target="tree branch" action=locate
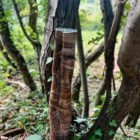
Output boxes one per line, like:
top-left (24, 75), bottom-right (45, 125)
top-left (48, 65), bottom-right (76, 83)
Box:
top-left (76, 13), bottom-right (89, 118)
top-left (1, 127), bottom-right (24, 137)
top-left (12, 0), bottom-right (37, 44)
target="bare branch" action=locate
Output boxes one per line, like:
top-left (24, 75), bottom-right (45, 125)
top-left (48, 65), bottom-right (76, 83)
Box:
top-left (76, 13), bottom-right (89, 117)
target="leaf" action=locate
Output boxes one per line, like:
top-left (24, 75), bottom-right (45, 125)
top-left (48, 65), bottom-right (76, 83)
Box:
top-left (25, 135), bottom-right (41, 140)
top-left (97, 31), bottom-right (102, 36)
top-left (93, 105), bottom-right (102, 112)
top-left (43, 107), bottom-right (48, 113)
top-left (95, 129), bottom-right (102, 137)
top-left (109, 130), bottom-right (115, 136)
top-left (18, 121), bottom-right (23, 127)
top-left (46, 57), bottom-right (53, 64)
top-left (47, 76), bottom-right (52, 82)
top-left (0, 80), bottom-right (5, 88)
top-left (74, 118), bottom-right (87, 124)
top-left (109, 120), bottom-right (117, 127)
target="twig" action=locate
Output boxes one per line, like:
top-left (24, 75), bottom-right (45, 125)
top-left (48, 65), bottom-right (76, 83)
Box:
top-left (112, 74), bottom-right (116, 91)
top-left (0, 122), bottom-right (41, 137)
top-left (0, 127), bottom-right (24, 137)
top-left (117, 132), bottom-right (139, 140)
top-left (120, 125), bottom-right (127, 136)
top-left (119, 125), bottom-right (139, 140)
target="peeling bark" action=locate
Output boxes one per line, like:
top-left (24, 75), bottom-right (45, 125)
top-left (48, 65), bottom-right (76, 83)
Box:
top-left (49, 28), bottom-right (77, 140)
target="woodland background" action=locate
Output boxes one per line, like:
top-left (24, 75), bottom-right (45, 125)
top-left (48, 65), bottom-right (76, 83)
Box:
top-left (0, 0), bottom-right (140, 140)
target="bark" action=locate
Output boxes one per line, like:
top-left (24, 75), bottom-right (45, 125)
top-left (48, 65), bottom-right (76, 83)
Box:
top-left (125, 101), bottom-right (140, 127)
top-left (28, 0), bottom-right (38, 33)
top-left (81, 0), bottom-right (140, 139)
top-left (94, 0), bottom-right (114, 106)
top-left (49, 28), bottom-right (77, 140)
top-left (0, 41), bottom-right (17, 69)
top-left (0, 0), bottom-right (36, 91)
top-left (76, 13), bottom-right (89, 118)
top-left (100, 0), bottom-right (114, 44)
top-left (72, 43), bottom-right (104, 102)
top-left (40, 0), bottom-right (80, 100)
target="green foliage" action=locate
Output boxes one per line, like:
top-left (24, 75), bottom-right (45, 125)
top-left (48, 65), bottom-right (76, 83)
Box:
top-left (74, 118), bottom-right (87, 124)
top-left (93, 105), bottom-right (102, 118)
top-left (79, 1), bottom-right (102, 30)
top-left (109, 130), bottom-right (115, 136)
top-left (0, 80), bottom-right (6, 88)
top-left (95, 128), bottom-right (102, 137)
top-left (88, 32), bottom-right (104, 45)
top-left (46, 57), bottom-right (53, 65)
top-left (109, 120), bottom-right (117, 127)
top-left (121, 2), bottom-right (131, 27)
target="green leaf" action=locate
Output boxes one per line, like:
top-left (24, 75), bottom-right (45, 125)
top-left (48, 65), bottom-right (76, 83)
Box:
top-left (109, 130), bottom-right (115, 136)
top-left (47, 76), bottom-right (52, 82)
top-left (0, 80), bottom-right (5, 88)
top-left (109, 120), bottom-right (117, 127)
top-left (46, 57), bottom-right (53, 64)
top-left (74, 118), bottom-right (87, 124)
top-left (95, 128), bottom-right (102, 137)
top-left (25, 134), bottom-right (41, 140)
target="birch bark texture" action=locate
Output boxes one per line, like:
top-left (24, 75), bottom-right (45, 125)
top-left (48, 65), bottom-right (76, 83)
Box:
top-left (49, 28), bottom-right (77, 140)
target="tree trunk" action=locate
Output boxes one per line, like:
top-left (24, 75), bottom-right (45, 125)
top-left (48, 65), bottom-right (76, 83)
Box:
top-left (49, 28), bottom-right (77, 140)
top-left (125, 101), bottom-right (140, 127)
top-left (0, 41), bottom-right (17, 69)
top-left (40, 0), bottom-right (80, 100)
top-left (28, 0), bottom-right (38, 33)
top-left (0, 0), bottom-right (36, 91)
top-left (76, 13), bottom-right (89, 118)
top-left (81, 0), bottom-right (140, 139)
top-left (94, 0), bottom-right (114, 107)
